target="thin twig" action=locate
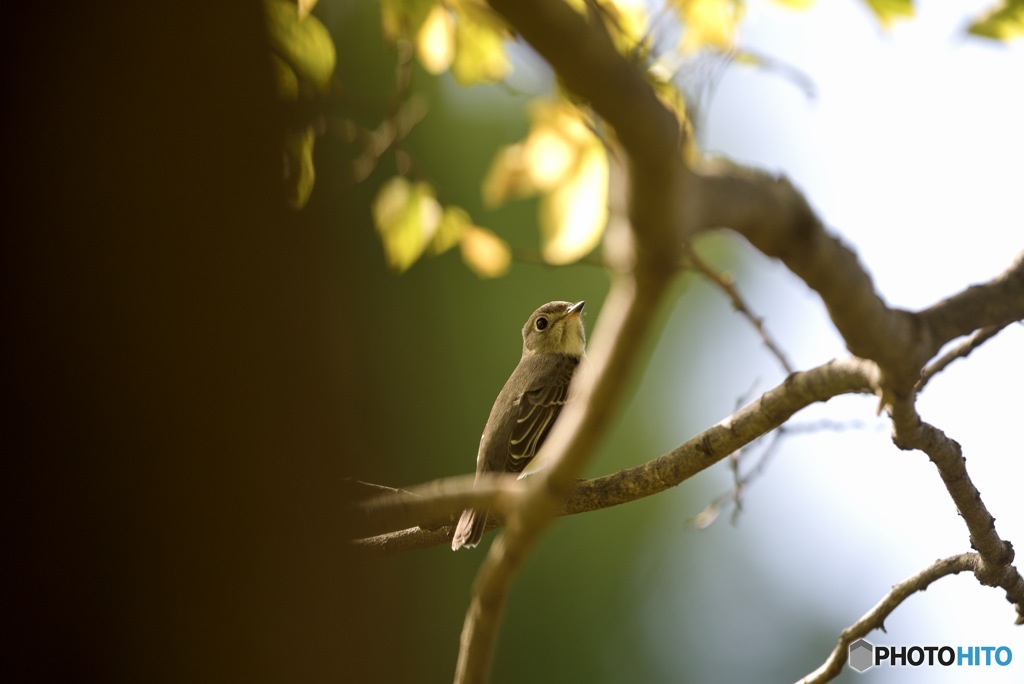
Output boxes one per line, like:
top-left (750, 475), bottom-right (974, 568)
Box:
top-left (915, 323), bottom-right (1006, 391)
top-left (797, 553), bottom-right (981, 684)
top-left (684, 245), bottom-right (795, 374)
top-left (693, 417), bottom-right (880, 529)
top-left (348, 95), bottom-right (428, 183)
top-left (350, 473), bottom-right (524, 538)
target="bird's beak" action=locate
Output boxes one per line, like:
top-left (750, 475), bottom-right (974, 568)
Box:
top-left (566, 300), bottom-right (585, 317)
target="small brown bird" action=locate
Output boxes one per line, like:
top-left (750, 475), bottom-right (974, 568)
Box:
top-left (451, 300), bottom-right (587, 550)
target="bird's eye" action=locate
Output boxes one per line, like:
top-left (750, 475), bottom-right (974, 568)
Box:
top-left (535, 317), bottom-right (548, 331)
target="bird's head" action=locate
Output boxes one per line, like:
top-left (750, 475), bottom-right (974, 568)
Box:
top-left (521, 300), bottom-right (586, 358)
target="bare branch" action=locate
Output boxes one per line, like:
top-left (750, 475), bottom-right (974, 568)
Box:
top-left (347, 95), bottom-right (428, 183)
top-left (352, 356), bottom-right (879, 553)
top-left (689, 161), bottom-right (922, 385)
top-left (694, 428), bottom-right (786, 529)
top-left (351, 526), bottom-right (454, 556)
top-left (888, 399), bottom-right (1024, 624)
top-left (798, 553), bottom-right (982, 684)
top-left (341, 478), bottom-right (411, 498)
top-left (916, 324), bottom-right (1008, 391)
top-left (350, 473), bottom-right (523, 538)
top-left (566, 356), bottom-right (879, 514)
top-left (691, 161), bottom-right (1024, 393)
top-left (918, 251), bottom-right (1024, 351)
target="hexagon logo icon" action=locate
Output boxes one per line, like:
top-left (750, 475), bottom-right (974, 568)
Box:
top-left (849, 639), bottom-right (874, 673)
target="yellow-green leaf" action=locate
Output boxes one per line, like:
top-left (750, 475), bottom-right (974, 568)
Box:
top-left (771, 0), bottom-right (815, 8)
top-left (540, 141), bottom-right (609, 265)
top-left (862, 0), bottom-right (914, 27)
top-left (968, 0), bottom-right (1024, 41)
top-left (670, 0), bottom-right (745, 52)
top-left (297, 0), bottom-right (318, 20)
top-left (283, 125), bottom-right (316, 210)
top-left (417, 4), bottom-right (455, 74)
top-left (371, 177), bottom-right (442, 272)
top-left (460, 226), bottom-right (512, 278)
top-left (482, 101), bottom-right (596, 207)
top-left (451, 3), bottom-right (510, 85)
top-left (270, 53), bottom-right (300, 101)
top-left (380, 0), bottom-right (437, 42)
top-left (482, 144), bottom-right (531, 207)
top-left (265, 0), bottom-right (336, 94)
top-left (432, 205), bottom-right (470, 255)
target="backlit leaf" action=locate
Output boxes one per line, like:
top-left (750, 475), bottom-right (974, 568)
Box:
top-left (670, 0), bottom-right (745, 52)
top-left (540, 140), bottom-right (609, 265)
top-left (432, 205), bottom-right (470, 255)
top-left (297, 0), bottom-right (318, 19)
top-left (524, 126), bottom-right (579, 190)
top-left (862, 0), bottom-right (915, 28)
top-left (371, 177), bottom-right (442, 272)
top-left (451, 3), bottom-right (510, 85)
top-left (270, 53), bottom-right (299, 101)
top-left (968, 0), bottom-right (1024, 41)
top-left (482, 101), bottom-right (609, 265)
top-left (482, 101), bottom-right (596, 206)
top-left (265, 0), bottom-right (336, 94)
top-left (482, 144), bottom-right (532, 208)
top-left (417, 5), bottom-right (455, 74)
top-left (283, 125), bottom-right (317, 210)
top-left (460, 226), bottom-right (512, 278)
top-left (380, 0), bottom-right (437, 41)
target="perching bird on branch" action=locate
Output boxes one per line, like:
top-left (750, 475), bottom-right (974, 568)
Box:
top-left (451, 300), bottom-right (587, 550)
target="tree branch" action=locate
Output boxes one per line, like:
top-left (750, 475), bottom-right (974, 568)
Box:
top-left (352, 356), bottom-right (879, 553)
top-left (565, 356), bottom-right (877, 513)
top-left (916, 324), bottom-right (1006, 391)
top-left (690, 160), bottom-right (924, 388)
top-left (918, 251), bottom-right (1024, 351)
top-left (350, 473), bottom-right (523, 538)
top-left (691, 161), bottom-right (1024, 395)
top-left (889, 398), bottom-right (1024, 624)
top-left (797, 553), bottom-right (982, 684)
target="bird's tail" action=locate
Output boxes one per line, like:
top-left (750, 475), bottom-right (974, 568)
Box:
top-left (451, 508), bottom-right (487, 550)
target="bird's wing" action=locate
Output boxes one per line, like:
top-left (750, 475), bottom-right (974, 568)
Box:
top-left (507, 358), bottom-right (577, 473)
